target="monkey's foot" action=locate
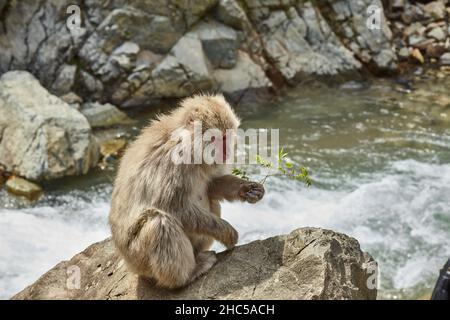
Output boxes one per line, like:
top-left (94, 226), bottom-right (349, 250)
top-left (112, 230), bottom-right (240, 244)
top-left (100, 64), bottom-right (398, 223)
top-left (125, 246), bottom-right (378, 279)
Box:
top-left (191, 251), bottom-right (217, 281)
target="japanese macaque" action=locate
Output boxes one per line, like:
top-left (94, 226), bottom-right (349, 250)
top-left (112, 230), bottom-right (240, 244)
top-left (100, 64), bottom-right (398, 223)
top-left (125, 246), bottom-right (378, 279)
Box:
top-left (109, 94), bottom-right (265, 289)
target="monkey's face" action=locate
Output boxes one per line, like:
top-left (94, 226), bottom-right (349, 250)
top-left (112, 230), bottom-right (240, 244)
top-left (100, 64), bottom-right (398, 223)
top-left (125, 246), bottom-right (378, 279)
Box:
top-left (180, 94), bottom-right (240, 165)
top-left (200, 98), bottom-right (239, 164)
top-left (209, 130), bottom-right (236, 163)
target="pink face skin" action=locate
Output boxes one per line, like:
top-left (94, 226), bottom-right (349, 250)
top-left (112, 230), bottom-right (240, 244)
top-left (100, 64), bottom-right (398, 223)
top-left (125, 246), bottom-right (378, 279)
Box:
top-left (212, 133), bottom-right (231, 163)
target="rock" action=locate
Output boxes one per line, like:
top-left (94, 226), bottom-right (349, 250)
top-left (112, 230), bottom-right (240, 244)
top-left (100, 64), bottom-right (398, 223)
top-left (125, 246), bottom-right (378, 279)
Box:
top-left (411, 48), bottom-right (425, 64)
top-left (0, 0), bottom-right (438, 105)
top-left (398, 47), bottom-right (411, 59)
top-left (440, 53), bottom-right (450, 65)
top-left (426, 21), bottom-right (447, 30)
top-left (373, 49), bottom-right (398, 70)
top-left (391, 0), bottom-right (405, 9)
top-left (60, 92), bottom-right (83, 106)
top-left (425, 44), bottom-right (446, 58)
top-left (409, 33), bottom-right (427, 46)
top-left (0, 164), bottom-right (6, 188)
top-left (435, 94), bottom-right (450, 108)
top-left (5, 176), bottom-right (42, 201)
top-left (92, 7), bottom-right (183, 55)
top-left (249, 2), bottom-right (361, 82)
top-left (214, 0), bottom-right (249, 30)
top-left (0, 1), bottom-right (81, 88)
top-left (412, 39), bottom-right (436, 51)
top-left (427, 27), bottom-right (446, 41)
top-left (423, 1), bottom-right (447, 21)
top-left (12, 228), bottom-right (378, 300)
top-left (81, 102), bottom-right (132, 129)
top-left (194, 21), bottom-right (239, 69)
top-left (213, 51), bottom-right (272, 93)
top-left (100, 138), bottom-right (127, 160)
top-left (134, 34), bottom-right (216, 100)
top-left (51, 64), bottom-right (77, 96)
top-left (109, 42), bottom-right (140, 71)
top-left (0, 71), bottom-right (99, 181)
top-left (79, 71), bottom-right (104, 99)
top-left (170, 34), bottom-right (213, 80)
top-left (404, 23), bottom-right (426, 37)
top-left (321, 0), bottom-right (397, 72)
top-left (401, 4), bottom-right (425, 24)
top-left (112, 42), bottom-right (140, 57)
top-left (435, 71), bottom-right (445, 79)
top-left (76, 0), bottom-right (217, 86)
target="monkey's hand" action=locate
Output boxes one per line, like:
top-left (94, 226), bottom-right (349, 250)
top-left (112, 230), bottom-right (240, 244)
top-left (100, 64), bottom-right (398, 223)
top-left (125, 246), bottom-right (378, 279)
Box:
top-left (218, 220), bottom-right (238, 249)
top-left (238, 182), bottom-right (265, 204)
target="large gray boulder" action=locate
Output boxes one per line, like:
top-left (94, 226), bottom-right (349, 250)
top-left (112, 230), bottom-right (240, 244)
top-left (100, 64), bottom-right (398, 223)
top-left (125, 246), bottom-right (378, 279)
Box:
top-left (242, 0), bottom-right (362, 82)
top-left (214, 0), bottom-right (251, 31)
top-left (213, 51), bottom-right (272, 93)
top-left (0, 71), bottom-right (99, 181)
top-left (0, 1), bottom-right (83, 90)
top-left (119, 33), bottom-right (217, 106)
top-left (194, 20), bottom-right (239, 69)
top-left (321, 0), bottom-right (397, 72)
top-left (81, 102), bottom-right (132, 129)
top-left (0, 0), bottom-right (399, 105)
top-left (12, 228), bottom-right (378, 300)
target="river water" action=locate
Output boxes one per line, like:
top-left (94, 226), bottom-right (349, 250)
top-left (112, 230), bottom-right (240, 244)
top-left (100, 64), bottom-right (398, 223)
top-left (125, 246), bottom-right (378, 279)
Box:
top-left (1, 77), bottom-right (449, 299)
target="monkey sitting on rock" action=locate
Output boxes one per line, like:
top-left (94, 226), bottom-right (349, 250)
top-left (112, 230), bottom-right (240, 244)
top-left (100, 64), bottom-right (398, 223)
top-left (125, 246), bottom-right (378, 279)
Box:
top-left (109, 94), bottom-right (265, 289)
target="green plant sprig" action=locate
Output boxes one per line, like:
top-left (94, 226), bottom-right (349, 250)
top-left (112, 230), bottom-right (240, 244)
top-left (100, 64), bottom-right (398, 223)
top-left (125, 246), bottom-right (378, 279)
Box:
top-left (232, 148), bottom-right (312, 187)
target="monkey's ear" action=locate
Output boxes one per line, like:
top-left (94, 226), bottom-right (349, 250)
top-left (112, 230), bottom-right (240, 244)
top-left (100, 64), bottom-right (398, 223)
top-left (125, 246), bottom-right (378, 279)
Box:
top-left (185, 108), bottom-right (200, 127)
top-left (186, 113), bottom-right (195, 127)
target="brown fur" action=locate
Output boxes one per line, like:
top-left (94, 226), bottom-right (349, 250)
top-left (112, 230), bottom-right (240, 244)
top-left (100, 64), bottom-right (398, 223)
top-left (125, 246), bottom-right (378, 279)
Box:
top-left (109, 94), bottom-right (264, 289)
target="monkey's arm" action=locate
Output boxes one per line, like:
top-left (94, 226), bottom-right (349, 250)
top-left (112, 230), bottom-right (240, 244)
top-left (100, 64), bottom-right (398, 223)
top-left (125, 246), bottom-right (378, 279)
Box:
top-left (208, 175), bottom-right (265, 203)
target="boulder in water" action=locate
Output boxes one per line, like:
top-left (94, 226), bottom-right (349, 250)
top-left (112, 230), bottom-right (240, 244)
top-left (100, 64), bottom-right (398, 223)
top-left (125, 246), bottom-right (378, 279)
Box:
top-left (0, 71), bottom-right (99, 181)
top-left (5, 176), bottom-right (43, 201)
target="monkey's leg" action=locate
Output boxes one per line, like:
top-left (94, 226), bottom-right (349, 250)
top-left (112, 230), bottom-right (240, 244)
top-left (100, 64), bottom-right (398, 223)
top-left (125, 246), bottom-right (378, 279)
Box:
top-left (127, 208), bottom-right (217, 289)
top-left (188, 199), bottom-right (221, 255)
top-left (191, 251), bottom-right (217, 280)
top-left (189, 234), bottom-right (215, 255)
top-left (126, 208), bottom-right (197, 289)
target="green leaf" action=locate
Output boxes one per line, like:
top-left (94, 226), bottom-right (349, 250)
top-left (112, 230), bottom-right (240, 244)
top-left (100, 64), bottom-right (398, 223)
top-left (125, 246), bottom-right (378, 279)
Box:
top-left (256, 154), bottom-right (263, 164)
top-left (234, 148), bottom-right (312, 187)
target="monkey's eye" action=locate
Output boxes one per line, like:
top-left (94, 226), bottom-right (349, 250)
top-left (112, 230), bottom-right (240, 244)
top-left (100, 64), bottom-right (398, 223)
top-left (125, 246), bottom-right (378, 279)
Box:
top-left (211, 136), bottom-right (216, 142)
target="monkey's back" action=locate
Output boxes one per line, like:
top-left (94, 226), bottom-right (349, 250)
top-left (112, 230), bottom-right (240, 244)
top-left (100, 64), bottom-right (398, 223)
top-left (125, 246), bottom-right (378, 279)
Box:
top-left (108, 120), bottom-right (214, 248)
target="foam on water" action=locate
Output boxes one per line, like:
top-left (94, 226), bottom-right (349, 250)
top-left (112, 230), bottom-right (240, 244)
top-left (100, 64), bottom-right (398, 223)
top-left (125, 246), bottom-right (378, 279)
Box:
top-left (223, 159), bottom-right (450, 298)
top-left (0, 190), bottom-right (111, 299)
top-left (1, 159), bottom-right (448, 299)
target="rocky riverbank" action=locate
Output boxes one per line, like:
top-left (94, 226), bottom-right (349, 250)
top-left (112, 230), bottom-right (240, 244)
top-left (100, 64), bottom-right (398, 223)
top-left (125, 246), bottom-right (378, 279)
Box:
top-left (0, 0), bottom-right (383, 106)
top-left (0, 0), bottom-right (449, 189)
top-left (12, 227), bottom-right (378, 300)
top-left (1, 0), bottom-right (447, 107)
top-left (386, 0), bottom-right (450, 70)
